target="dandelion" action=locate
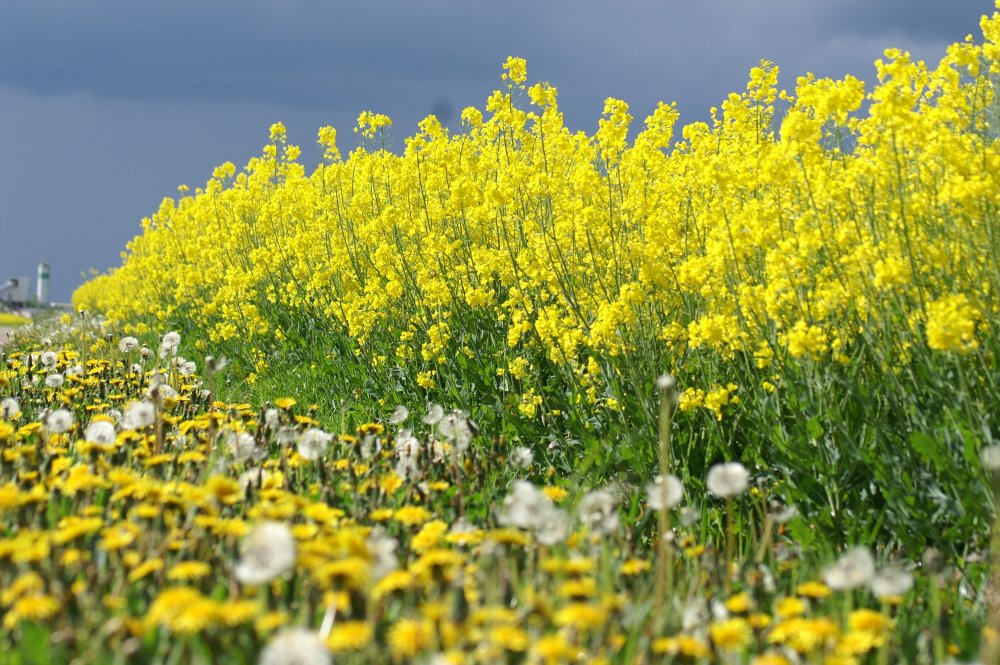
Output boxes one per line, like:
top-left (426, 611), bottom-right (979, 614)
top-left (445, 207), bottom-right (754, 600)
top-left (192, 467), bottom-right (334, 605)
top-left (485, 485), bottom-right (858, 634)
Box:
top-left (423, 402), bottom-right (444, 425)
top-left (578, 488), bottom-right (619, 537)
top-left (122, 401), bottom-right (156, 430)
top-left (1, 397), bottom-right (20, 419)
top-left (297, 428), bottom-right (332, 461)
top-left (534, 507), bottom-right (571, 546)
top-left (822, 546), bottom-right (875, 591)
top-left (235, 521), bottom-right (296, 585)
top-left (41, 351), bottom-right (59, 368)
top-left (259, 628), bottom-right (332, 665)
top-left (45, 373), bottom-right (65, 389)
top-left (981, 445), bottom-right (1000, 472)
top-left (706, 462), bottom-right (750, 498)
top-left (176, 358), bottom-right (197, 376)
top-left (367, 531), bottom-right (399, 581)
top-left (387, 618), bottom-right (434, 661)
top-left (438, 409), bottom-right (477, 452)
top-left (710, 617), bottom-right (753, 650)
top-left (118, 336), bottom-right (139, 353)
top-left (84, 420), bottom-right (117, 446)
top-left (497, 481), bottom-right (553, 529)
top-left (226, 431), bottom-right (258, 462)
top-left (388, 405), bottom-right (409, 424)
top-left (510, 446), bottom-right (534, 469)
top-left (646, 474), bottom-right (684, 511)
top-left (870, 566), bottom-right (914, 598)
top-left (159, 331), bottom-right (181, 359)
top-left (45, 408), bottom-right (75, 434)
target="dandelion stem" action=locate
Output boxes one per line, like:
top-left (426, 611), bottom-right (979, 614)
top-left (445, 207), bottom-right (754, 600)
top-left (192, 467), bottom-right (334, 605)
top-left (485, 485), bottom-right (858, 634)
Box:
top-left (653, 374), bottom-right (676, 627)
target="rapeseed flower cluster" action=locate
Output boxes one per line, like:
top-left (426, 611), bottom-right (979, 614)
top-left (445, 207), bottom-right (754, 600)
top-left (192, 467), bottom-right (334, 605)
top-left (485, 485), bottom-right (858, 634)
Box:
top-left (75, 8), bottom-right (1000, 411)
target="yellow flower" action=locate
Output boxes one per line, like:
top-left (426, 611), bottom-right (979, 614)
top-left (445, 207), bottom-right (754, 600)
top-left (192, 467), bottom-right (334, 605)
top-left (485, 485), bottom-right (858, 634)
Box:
top-left (387, 618), bottom-right (434, 660)
top-left (795, 580), bottom-right (831, 598)
top-left (326, 620), bottom-right (373, 652)
top-left (553, 602), bottom-right (607, 632)
top-left (393, 505), bottom-right (433, 526)
top-left (166, 560), bottom-right (212, 581)
top-left (774, 596), bottom-right (807, 618)
top-left (489, 624), bottom-right (530, 652)
top-left (710, 617), bottom-right (753, 650)
top-left (4, 595), bottom-right (61, 629)
top-left (926, 293), bottom-right (980, 352)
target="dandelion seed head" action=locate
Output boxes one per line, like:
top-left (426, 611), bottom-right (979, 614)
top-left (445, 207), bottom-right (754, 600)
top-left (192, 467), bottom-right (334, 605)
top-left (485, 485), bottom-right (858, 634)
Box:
top-left (706, 462), bottom-right (750, 499)
top-left (578, 488), bottom-right (620, 537)
top-left (84, 420), bottom-right (117, 445)
top-left (118, 336), bottom-right (139, 353)
top-left (158, 331), bottom-right (181, 359)
top-left (870, 566), bottom-right (914, 598)
top-left (122, 401), bottom-right (156, 430)
top-left (258, 627), bottom-right (331, 665)
top-left (646, 474), bottom-right (684, 511)
top-left (388, 405), bottom-right (409, 424)
top-left (510, 446), bottom-right (534, 470)
top-left (297, 428), bottom-right (332, 461)
top-left (981, 445), bottom-right (1000, 472)
top-left (45, 373), bottom-right (65, 389)
top-left (423, 403), bottom-right (444, 425)
top-left (822, 546), bottom-right (875, 591)
top-left (45, 408), bottom-right (75, 433)
top-left (1, 398), bottom-right (20, 420)
top-left (235, 521), bottom-right (296, 585)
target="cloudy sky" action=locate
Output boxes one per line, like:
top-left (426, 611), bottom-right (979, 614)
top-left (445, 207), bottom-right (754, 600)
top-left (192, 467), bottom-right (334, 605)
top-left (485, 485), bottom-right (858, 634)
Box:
top-left (0, 0), bottom-right (992, 302)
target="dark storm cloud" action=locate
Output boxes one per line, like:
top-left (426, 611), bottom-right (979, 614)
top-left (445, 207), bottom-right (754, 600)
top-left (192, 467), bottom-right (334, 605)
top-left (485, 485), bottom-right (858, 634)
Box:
top-left (2, 1), bottom-right (989, 113)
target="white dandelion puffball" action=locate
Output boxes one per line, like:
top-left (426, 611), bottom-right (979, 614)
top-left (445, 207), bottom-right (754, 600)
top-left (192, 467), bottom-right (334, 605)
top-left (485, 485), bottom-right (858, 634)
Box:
top-left (297, 428), bottom-right (332, 461)
top-left (822, 546), bottom-right (876, 591)
top-left (497, 481), bottom-right (553, 530)
top-left (235, 521), bottom-right (296, 585)
top-left (45, 409), bottom-right (75, 434)
top-left (84, 420), bottom-right (117, 446)
top-left (646, 474), bottom-right (684, 511)
top-left (122, 401), bottom-right (156, 430)
top-left (227, 431), bottom-right (258, 462)
top-left (578, 488), bottom-right (620, 537)
top-left (510, 446), bottom-right (534, 470)
top-left (41, 351), bottom-right (59, 368)
top-left (706, 462), bottom-right (750, 499)
top-left (388, 405), bottom-right (409, 424)
top-left (870, 566), bottom-right (914, 598)
top-left (158, 331), bottom-right (181, 359)
top-left (258, 628), bottom-right (331, 665)
top-left (981, 445), bottom-right (1000, 472)
top-left (45, 373), bottom-right (65, 389)
top-left (1, 398), bottom-right (20, 420)
top-left (423, 402), bottom-right (445, 425)
top-left (118, 336), bottom-right (139, 353)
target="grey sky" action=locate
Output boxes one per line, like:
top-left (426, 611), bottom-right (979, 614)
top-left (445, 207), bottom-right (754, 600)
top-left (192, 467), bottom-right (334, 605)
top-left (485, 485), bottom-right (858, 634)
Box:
top-left (0, 0), bottom-right (992, 301)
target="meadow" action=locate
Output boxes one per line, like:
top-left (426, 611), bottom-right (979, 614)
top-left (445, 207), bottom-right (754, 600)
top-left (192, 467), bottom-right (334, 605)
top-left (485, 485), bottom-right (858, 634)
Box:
top-left (3, 5), bottom-right (1000, 663)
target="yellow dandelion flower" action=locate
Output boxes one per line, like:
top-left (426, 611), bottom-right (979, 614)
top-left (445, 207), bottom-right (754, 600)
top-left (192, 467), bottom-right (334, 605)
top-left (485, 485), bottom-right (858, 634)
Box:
top-left (387, 618), bottom-right (434, 660)
top-left (710, 617), bottom-right (753, 650)
top-left (393, 505), bottom-right (433, 526)
top-left (326, 620), bottom-right (373, 652)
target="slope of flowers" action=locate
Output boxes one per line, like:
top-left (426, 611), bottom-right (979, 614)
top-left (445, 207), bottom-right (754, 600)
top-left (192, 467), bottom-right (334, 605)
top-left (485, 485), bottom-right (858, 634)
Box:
top-left (0, 331), bottom-right (986, 662)
top-left (71, 11), bottom-right (1000, 552)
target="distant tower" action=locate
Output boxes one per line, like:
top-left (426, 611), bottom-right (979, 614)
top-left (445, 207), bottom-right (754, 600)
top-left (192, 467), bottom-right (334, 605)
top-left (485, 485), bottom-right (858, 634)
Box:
top-left (36, 262), bottom-right (50, 306)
